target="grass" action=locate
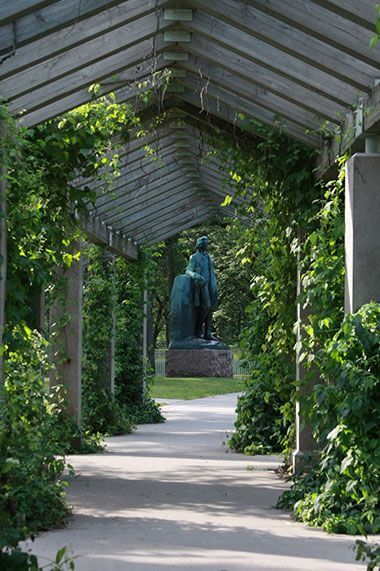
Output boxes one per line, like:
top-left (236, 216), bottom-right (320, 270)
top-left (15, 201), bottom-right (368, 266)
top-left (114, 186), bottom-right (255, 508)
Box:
top-left (149, 375), bottom-right (246, 400)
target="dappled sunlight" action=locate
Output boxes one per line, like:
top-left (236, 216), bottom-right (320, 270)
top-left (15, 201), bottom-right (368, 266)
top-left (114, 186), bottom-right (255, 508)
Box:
top-left (27, 514), bottom-right (362, 571)
top-left (28, 394), bottom-right (362, 570)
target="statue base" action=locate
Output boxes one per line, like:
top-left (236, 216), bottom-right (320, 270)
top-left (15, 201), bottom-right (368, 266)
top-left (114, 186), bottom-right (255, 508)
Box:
top-left (165, 348), bottom-right (233, 378)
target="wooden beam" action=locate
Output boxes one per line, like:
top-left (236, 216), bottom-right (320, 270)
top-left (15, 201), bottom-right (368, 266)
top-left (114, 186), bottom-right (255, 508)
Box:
top-left (7, 40), bottom-right (163, 121)
top-left (80, 131), bottom-right (198, 202)
top-left (181, 65), bottom-right (331, 132)
top-left (318, 83), bottom-right (380, 176)
top-left (0, 0), bottom-right (53, 25)
top-left (122, 191), bottom-right (211, 235)
top-left (185, 36), bottom-right (348, 120)
top-left (94, 169), bottom-right (196, 220)
top-left (4, 19), bottom-right (169, 102)
top-left (307, 0), bottom-right (377, 29)
top-left (89, 148), bottom-right (179, 203)
top-left (133, 203), bottom-right (212, 243)
top-left (106, 168), bottom-right (207, 227)
top-left (82, 215), bottom-right (138, 260)
top-left (1, 1), bottom-right (169, 77)
top-left (144, 211), bottom-right (213, 245)
top-left (185, 13), bottom-right (364, 107)
top-left (0, 1), bottom-right (131, 55)
top-left (245, 0), bottom-right (379, 68)
top-left (188, 0), bottom-right (378, 91)
top-left (15, 57), bottom-right (165, 126)
top-left (180, 84), bottom-right (320, 147)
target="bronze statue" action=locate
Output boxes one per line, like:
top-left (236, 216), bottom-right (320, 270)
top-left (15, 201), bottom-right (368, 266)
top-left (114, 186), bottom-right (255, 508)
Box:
top-left (186, 236), bottom-right (218, 340)
top-left (167, 235), bottom-right (232, 376)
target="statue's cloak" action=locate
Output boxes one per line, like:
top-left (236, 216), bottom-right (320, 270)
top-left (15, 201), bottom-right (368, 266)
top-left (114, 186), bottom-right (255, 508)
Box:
top-left (186, 251), bottom-right (218, 309)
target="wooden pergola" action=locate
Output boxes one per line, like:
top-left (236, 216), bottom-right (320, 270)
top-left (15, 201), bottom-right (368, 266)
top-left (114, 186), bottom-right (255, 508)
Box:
top-left (1, 0), bottom-right (380, 251)
top-left (1, 1), bottom-right (380, 464)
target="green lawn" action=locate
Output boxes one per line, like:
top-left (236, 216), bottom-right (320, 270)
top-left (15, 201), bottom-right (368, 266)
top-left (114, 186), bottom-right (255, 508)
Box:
top-left (149, 375), bottom-right (246, 400)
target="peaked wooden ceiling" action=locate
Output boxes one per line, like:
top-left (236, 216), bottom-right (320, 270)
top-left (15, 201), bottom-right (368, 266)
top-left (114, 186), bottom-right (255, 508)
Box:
top-left (1, 0), bottom-right (379, 253)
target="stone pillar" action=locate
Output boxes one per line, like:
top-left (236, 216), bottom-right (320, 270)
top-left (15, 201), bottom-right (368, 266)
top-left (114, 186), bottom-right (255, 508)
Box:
top-left (345, 153), bottom-right (380, 313)
top-left (0, 163), bottom-right (7, 395)
top-left (293, 253), bottom-right (317, 470)
top-left (51, 254), bottom-right (83, 421)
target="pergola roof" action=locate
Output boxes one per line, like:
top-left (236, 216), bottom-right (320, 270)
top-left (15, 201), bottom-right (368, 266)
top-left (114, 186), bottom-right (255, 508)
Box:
top-left (1, 0), bottom-right (380, 257)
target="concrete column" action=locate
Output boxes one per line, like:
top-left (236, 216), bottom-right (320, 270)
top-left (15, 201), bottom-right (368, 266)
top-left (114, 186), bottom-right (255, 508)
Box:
top-left (345, 153), bottom-right (380, 313)
top-left (51, 254), bottom-right (83, 421)
top-left (0, 163), bottom-right (7, 395)
top-left (293, 264), bottom-right (317, 470)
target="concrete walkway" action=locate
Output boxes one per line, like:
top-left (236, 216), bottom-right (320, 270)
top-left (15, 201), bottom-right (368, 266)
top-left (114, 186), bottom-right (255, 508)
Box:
top-left (27, 394), bottom-right (364, 570)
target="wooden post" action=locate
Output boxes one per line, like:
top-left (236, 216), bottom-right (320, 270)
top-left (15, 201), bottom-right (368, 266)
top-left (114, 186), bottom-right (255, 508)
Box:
top-left (142, 284), bottom-right (148, 395)
top-left (0, 161), bottom-right (7, 396)
top-left (293, 241), bottom-right (317, 470)
top-left (106, 252), bottom-right (116, 396)
top-left (50, 251), bottom-right (83, 421)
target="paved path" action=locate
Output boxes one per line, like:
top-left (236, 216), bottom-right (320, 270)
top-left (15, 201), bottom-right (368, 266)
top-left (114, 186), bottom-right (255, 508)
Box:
top-left (27, 394), bottom-right (364, 570)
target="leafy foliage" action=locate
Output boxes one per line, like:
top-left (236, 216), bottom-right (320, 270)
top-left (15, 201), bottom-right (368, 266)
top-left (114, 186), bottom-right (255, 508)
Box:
top-left (279, 303), bottom-right (380, 534)
top-left (82, 246), bottom-right (134, 435)
top-left (1, 328), bottom-right (68, 533)
top-left (355, 540), bottom-right (380, 571)
top-left (208, 121), bottom-right (317, 458)
top-left (5, 96), bottom-right (138, 330)
top-left (1, 96), bottom-right (140, 562)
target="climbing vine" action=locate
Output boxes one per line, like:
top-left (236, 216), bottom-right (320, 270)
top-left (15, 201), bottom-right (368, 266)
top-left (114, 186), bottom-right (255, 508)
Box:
top-left (82, 245), bottom-right (134, 435)
top-left (209, 120), bottom-right (379, 535)
top-left (0, 94), bottom-right (140, 562)
top-left (208, 119), bottom-right (317, 457)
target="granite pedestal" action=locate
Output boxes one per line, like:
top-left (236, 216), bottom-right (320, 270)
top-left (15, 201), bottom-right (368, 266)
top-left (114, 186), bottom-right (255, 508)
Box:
top-left (166, 348), bottom-right (233, 378)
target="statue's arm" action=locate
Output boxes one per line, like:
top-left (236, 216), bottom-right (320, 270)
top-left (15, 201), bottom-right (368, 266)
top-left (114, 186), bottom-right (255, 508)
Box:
top-left (186, 256), bottom-right (205, 287)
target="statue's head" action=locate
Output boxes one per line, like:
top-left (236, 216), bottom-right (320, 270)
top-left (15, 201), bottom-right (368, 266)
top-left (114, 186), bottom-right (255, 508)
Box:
top-left (196, 235), bottom-right (209, 251)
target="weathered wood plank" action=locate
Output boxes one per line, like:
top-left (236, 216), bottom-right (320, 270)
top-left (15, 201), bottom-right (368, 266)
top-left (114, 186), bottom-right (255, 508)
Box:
top-left (6, 37), bottom-right (158, 107)
top-left (3, 16), bottom-right (168, 100)
top-left (246, 0), bottom-right (379, 67)
top-left (88, 132), bottom-right (193, 196)
top-left (16, 57), bottom-right (164, 126)
top-left (318, 83), bottom-right (380, 176)
top-left (311, 0), bottom-right (377, 28)
top-left (185, 12), bottom-right (364, 106)
top-left (115, 188), bottom-right (207, 233)
top-left (180, 81), bottom-right (320, 147)
top-left (105, 168), bottom-right (206, 225)
top-left (186, 36), bottom-right (348, 120)
top-left (82, 215), bottom-right (138, 260)
top-left (133, 203), bottom-right (211, 243)
top-left (143, 210), bottom-right (213, 245)
top-left (0, 0), bottom-right (168, 78)
top-left (189, 0), bottom-right (378, 91)
top-left (0, 0), bottom-right (53, 26)
top-left (94, 168), bottom-right (195, 218)
top-left (182, 64), bottom-right (331, 131)
top-left (145, 212), bottom-right (213, 246)
top-left (0, 0), bottom-right (128, 54)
